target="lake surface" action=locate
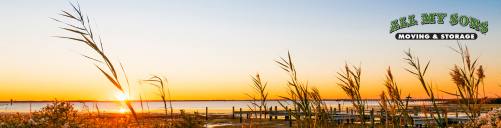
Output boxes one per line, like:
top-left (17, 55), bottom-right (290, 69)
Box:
top-left (0, 100), bottom-right (429, 114)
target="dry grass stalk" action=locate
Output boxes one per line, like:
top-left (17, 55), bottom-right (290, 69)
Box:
top-left (336, 62), bottom-right (366, 124)
top-left (420, 104), bottom-right (431, 126)
top-left (139, 75), bottom-right (173, 121)
top-left (53, 3), bottom-right (138, 122)
top-left (138, 80), bottom-right (151, 115)
top-left (275, 51), bottom-right (332, 127)
top-left (444, 42), bottom-right (486, 121)
top-left (403, 49), bottom-right (445, 127)
top-left (378, 67), bottom-right (412, 126)
top-left (244, 72), bottom-right (269, 122)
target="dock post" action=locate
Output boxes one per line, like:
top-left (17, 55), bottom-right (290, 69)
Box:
top-left (275, 106), bottom-right (278, 119)
top-left (10, 99), bottom-right (12, 105)
top-left (264, 106), bottom-right (267, 119)
top-left (414, 107), bottom-right (418, 116)
top-left (370, 108), bottom-right (374, 128)
top-left (285, 106), bottom-right (289, 121)
top-left (259, 106), bottom-right (262, 119)
top-left (232, 106), bottom-right (235, 119)
top-left (206, 107), bottom-right (208, 120)
top-left (363, 107), bottom-right (365, 117)
top-left (30, 102), bottom-right (32, 118)
top-left (285, 106), bottom-right (288, 121)
top-left (334, 108), bottom-right (336, 115)
top-left (269, 106), bottom-right (272, 121)
top-left (289, 109), bottom-right (292, 127)
top-left (338, 104), bottom-right (341, 112)
top-left (456, 109), bottom-right (458, 117)
top-left (240, 108), bottom-right (242, 123)
top-left (351, 108), bottom-right (354, 123)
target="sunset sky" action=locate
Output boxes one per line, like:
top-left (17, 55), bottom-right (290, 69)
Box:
top-left (1, 1), bottom-right (501, 101)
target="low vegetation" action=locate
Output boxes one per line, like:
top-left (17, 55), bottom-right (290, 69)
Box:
top-left (2, 2), bottom-right (498, 128)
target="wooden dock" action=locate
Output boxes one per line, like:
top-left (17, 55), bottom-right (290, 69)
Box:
top-left (224, 104), bottom-right (494, 127)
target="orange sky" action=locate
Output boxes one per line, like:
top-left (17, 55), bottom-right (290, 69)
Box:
top-left (1, 1), bottom-right (501, 101)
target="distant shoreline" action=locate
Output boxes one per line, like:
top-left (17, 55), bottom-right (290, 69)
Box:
top-left (0, 99), bottom-right (441, 102)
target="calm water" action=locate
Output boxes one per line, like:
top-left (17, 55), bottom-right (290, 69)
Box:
top-left (0, 100), bottom-right (426, 114)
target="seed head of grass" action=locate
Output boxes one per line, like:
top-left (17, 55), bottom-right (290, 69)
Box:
top-left (477, 65), bottom-right (485, 80)
top-left (450, 65), bottom-right (465, 89)
top-left (53, 2), bottom-right (138, 122)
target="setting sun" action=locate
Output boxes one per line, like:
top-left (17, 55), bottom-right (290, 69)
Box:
top-left (116, 95), bottom-right (126, 101)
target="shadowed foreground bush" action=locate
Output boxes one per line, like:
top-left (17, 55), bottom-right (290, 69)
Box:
top-left (0, 100), bottom-right (203, 128)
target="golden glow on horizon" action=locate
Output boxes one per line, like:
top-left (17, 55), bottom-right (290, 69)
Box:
top-left (116, 95), bottom-right (126, 101)
top-left (120, 109), bottom-right (126, 113)
top-left (1, 1), bottom-right (500, 101)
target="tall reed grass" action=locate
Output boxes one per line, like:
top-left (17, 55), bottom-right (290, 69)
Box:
top-left (378, 67), bottom-right (412, 126)
top-left (403, 49), bottom-right (444, 127)
top-left (336, 63), bottom-right (366, 124)
top-left (443, 42), bottom-right (486, 121)
top-left (53, 2), bottom-right (138, 122)
top-left (244, 72), bottom-right (269, 121)
top-left (275, 51), bottom-right (333, 127)
top-left (139, 75), bottom-right (173, 120)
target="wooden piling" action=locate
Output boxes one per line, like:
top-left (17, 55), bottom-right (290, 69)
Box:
top-left (264, 106), bottom-right (267, 119)
top-left (456, 109), bottom-right (458, 117)
top-left (259, 106), bottom-right (262, 119)
top-left (269, 106), bottom-right (272, 121)
top-left (206, 107), bottom-right (208, 120)
top-left (232, 106), bottom-right (235, 119)
top-left (10, 99), bottom-right (12, 105)
top-left (285, 106), bottom-right (289, 121)
top-left (30, 102), bottom-right (32, 118)
top-left (349, 108), bottom-right (352, 124)
top-left (414, 107), bottom-right (418, 116)
top-left (240, 108), bottom-right (242, 123)
top-left (289, 109), bottom-right (292, 127)
top-left (275, 106), bottom-right (277, 119)
top-left (370, 108), bottom-right (374, 128)
top-left (363, 107), bottom-right (365, 116)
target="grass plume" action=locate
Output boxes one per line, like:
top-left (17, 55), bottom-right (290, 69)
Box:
top-left (403, 49), bottom-right (444, 127)
top-left (378, 66), bottom-right (412, 126)
top-left (275, 51), bottom-right (332, 127)
top-left (53, 2), bottom-right (138, 122)
top-left (139, 75), bottom-right (173, 121)
top-left (443, 42), bottom-right (487, 121)
top-left (336, 62), bottom-right (366, 124)
top-left (244, 72), bottom-right (269, 121)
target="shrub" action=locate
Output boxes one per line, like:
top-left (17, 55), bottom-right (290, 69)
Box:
top-left (31, 99), bottom-right (81, 127)
top-left (467, 108), bottom-right (501, 127)
top-left (172, 110), bottom-right (203, 128)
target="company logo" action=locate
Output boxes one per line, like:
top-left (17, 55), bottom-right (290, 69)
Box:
top-left (390, 13), bottom-right (488, 40)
